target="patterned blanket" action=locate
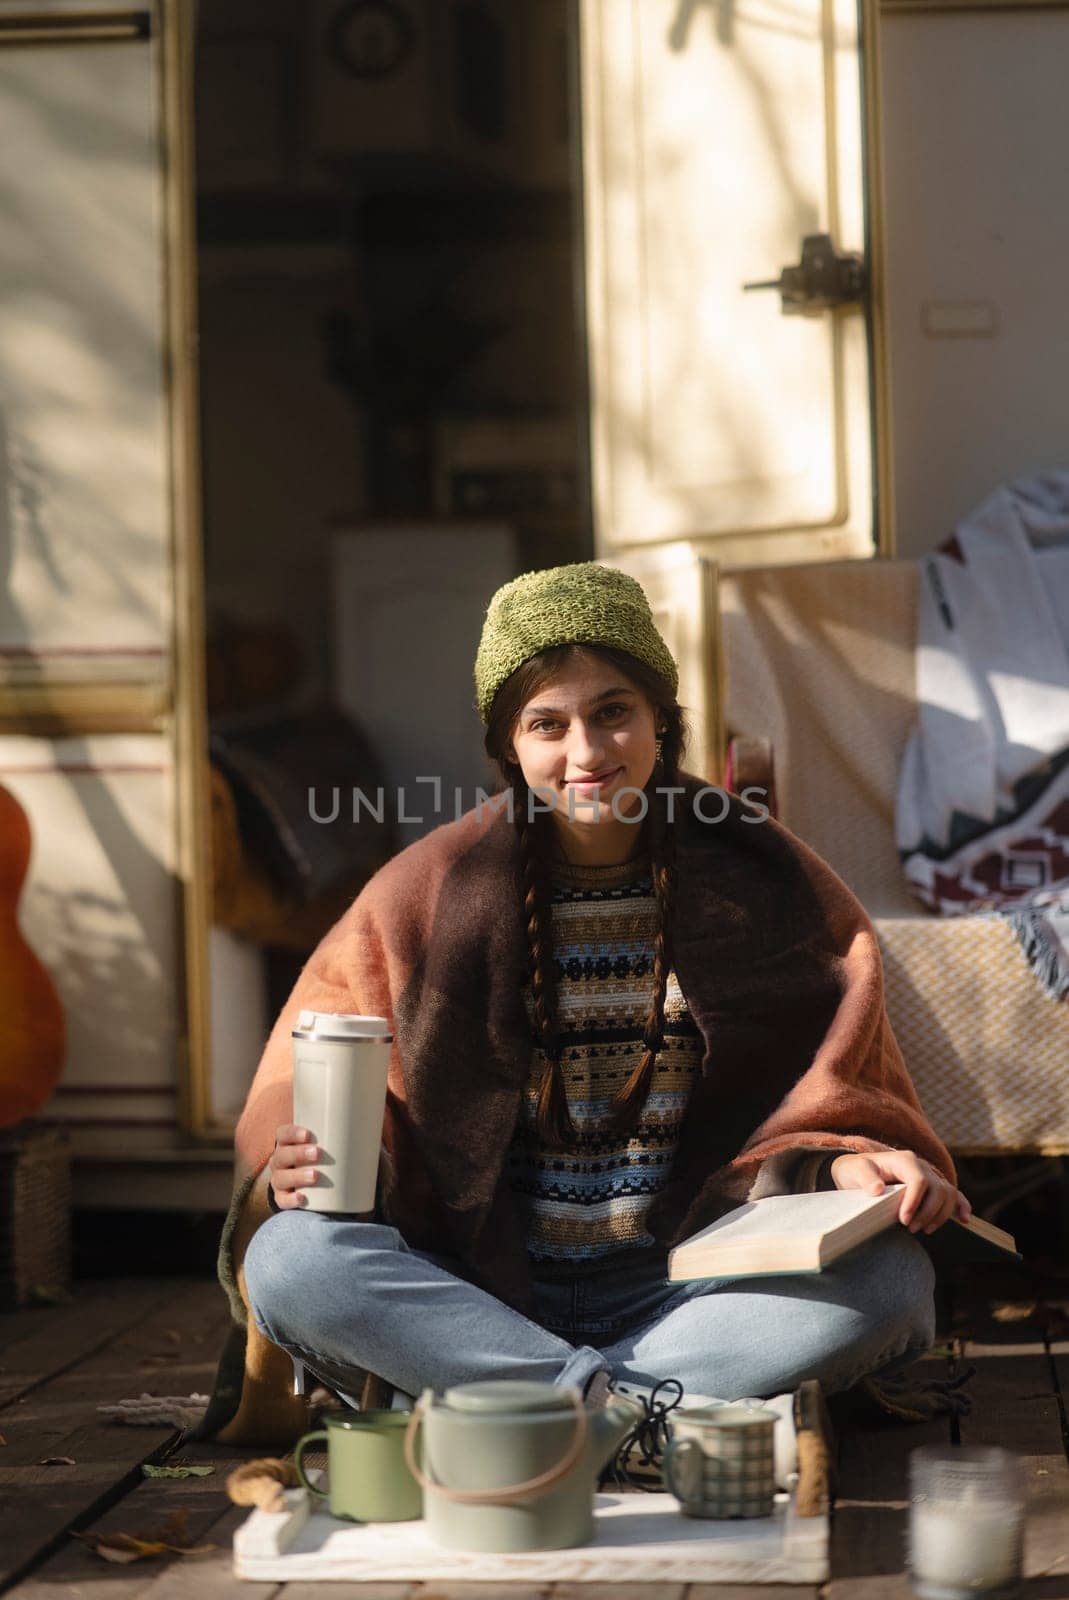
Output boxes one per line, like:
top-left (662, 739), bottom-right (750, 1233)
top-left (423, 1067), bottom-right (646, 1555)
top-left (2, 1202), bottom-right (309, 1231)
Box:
top-left (895, 471), bottom-right (1069, 999)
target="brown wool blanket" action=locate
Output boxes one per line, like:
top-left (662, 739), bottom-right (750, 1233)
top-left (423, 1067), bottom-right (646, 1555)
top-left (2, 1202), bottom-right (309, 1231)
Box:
top-left (200, 772), bottom-right (955, 1445)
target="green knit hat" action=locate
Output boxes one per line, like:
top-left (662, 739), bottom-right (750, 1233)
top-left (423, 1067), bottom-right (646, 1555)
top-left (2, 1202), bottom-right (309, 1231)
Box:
top-left (474, 561), bottom-right (679, 724)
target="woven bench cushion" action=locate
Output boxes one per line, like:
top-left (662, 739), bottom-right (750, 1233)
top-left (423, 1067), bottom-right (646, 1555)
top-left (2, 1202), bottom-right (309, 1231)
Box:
top-left (878, 914), bottom-right (1069, 1152)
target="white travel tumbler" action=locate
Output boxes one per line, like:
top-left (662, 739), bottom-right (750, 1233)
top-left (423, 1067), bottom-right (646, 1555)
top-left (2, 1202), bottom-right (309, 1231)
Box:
top-left (291, 1010), bottom-right (392, 1213)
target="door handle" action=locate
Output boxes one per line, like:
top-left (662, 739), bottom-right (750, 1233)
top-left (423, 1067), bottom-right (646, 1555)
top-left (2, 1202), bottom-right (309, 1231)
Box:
top-left (744, 233), bottom-right (866, 316)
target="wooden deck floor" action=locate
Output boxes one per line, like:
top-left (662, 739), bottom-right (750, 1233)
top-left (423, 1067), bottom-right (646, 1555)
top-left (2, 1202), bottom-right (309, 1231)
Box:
top-left (1, 1264), bottom-right (1067, 1599)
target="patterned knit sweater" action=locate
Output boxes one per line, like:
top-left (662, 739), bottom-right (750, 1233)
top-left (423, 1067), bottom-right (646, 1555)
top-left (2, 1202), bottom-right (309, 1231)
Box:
top-left (506, 852), bottom-right (704, 1271)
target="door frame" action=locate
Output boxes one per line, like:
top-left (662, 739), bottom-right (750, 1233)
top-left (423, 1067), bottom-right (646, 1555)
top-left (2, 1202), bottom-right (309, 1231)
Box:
top-left (861, 0), bottom-right (897, 557)
top-left (160, 0), bottom-right (215, 1139)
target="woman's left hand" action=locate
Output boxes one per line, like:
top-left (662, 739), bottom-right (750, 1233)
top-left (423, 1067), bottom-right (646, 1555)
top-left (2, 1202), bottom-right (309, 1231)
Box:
top-left (829, 1149), bottom-right (972, 1234)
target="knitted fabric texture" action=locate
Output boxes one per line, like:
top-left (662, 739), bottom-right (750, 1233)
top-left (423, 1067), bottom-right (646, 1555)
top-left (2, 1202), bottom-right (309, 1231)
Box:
top-left (474, 562), bottom-right (679, 724)
top-left (506, 852), bottom-right (703, 1267)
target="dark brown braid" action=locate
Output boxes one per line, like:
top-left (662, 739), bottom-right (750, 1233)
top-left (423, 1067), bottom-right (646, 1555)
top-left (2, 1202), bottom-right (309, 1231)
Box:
top-left (603, 716), bottom-right (683, 1137)
top-left (483, 642), bottom-right (691, 1149)
top-left (514, 794), bottom-right (576, 1144)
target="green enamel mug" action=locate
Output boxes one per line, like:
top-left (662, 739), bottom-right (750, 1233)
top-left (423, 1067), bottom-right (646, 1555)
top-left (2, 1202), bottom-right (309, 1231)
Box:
top-left (293, 1410), bottom-right (423, 1523)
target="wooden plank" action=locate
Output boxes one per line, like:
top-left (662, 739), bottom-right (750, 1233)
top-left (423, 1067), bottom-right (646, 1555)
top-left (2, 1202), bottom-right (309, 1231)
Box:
top-left (554, 1588), bottom-right (684, 1600)
top-left (1045, 1336), bottom-right (1069, 1594)
top-left (826, 1357), bottom-right (955, 1598)
top-left (828, 1490), bottom-right (929, 1600)
top-left (0, 1278), bottom-right (231, 1590)
top-left (559, 1574), bottom-right (820, 1597)
top-left (824, 1280), bottom-right (1069, 1596)
top-left (960, 1332), bottom-right (1069, 1585)
top-left (407, 1586), bottom-right (545, 1599)
top-left (687, 1585), bottom-right (820, 1598)
top-left (0, 1292), bottom-right (111, 1354)
top-left (102, 1504), bottom-right (280, 1600)
top-left (282, 1586), bottom-right (414, 1600)
top-left (0, 1280), bottom-right (179, 1407)
top-left (959, 1341), bottom-right (1060, 1454)
top-left (1050, 1336), bottom-right (1069, 1400)
top-left (405, 1587), bottom-right (547, 1600)
top-left (0, 1279), bottom-right (228, 1469)
top-left (9, 1440), bottom-right (255, 1600)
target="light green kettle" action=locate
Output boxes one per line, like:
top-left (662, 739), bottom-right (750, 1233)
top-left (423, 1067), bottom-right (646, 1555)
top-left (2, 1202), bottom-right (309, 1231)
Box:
top-left (403, 1378), bottom-right (640, 1552)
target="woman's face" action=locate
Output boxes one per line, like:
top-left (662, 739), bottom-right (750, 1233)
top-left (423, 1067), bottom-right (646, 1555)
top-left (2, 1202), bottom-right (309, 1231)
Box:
top-left (507, 653), bottom-right (661, 853)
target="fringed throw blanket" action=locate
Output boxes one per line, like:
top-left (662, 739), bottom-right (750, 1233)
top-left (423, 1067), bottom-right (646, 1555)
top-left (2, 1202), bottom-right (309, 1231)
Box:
top-left (896, 471), bottom-right (1069, 1000)
top-left (206, 772), bottom-right (955, 1445)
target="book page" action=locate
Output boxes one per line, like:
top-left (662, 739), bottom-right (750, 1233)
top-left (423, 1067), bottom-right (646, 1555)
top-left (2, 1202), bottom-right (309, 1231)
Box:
top-left (676, 1186), bottom-right (906, 1252)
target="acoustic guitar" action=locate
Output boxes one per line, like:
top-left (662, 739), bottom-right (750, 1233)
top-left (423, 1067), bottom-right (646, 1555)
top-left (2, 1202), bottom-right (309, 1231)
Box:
top-left (0, 781), bottom-right (65, 1127)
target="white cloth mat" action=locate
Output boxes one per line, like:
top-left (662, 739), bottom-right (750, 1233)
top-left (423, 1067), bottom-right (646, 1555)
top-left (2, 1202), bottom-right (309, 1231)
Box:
top-left (233, 1487), bottom-right (829, 1584)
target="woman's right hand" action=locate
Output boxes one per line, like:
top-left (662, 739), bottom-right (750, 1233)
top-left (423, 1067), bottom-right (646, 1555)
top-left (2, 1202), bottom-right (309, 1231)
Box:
top-left (269, 1124), bottom-right (320, 1209)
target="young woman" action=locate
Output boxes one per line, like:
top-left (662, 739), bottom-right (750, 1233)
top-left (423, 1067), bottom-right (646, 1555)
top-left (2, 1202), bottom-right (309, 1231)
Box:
top-left (220, 562), bottom-right (971, 1458)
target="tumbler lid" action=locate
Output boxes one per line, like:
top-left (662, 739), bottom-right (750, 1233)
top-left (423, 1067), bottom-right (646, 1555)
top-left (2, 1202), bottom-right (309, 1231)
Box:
top-left (292, 1010), bottom-right (392, 1043)
top-left (441, 1380), bottom-right (579, 1416)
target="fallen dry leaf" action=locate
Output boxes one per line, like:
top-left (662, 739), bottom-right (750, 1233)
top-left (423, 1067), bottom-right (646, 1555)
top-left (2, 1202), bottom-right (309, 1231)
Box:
top-left (71, 1530), bottom-right (216, 1565)
top-left (71, 1533), bottom-right (169, 1565)
top-left (40, 1456), bottom-right (76, 1466)
top-left (990, 1301), bottom-right (1037, 1323)
top-left (73, 1511), bottom-right (212, 1564)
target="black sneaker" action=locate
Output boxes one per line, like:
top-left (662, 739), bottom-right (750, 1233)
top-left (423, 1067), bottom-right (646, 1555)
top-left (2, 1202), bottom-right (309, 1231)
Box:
top-left (600, 1378), bottom-right (687, 1491)
top-left (603, 1379), bottom-right (835, 1501)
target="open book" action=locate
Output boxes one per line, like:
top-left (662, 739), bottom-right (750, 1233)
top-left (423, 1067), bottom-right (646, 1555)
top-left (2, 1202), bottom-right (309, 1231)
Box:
top-left (667, 1184), bottom-right (1020, 1281)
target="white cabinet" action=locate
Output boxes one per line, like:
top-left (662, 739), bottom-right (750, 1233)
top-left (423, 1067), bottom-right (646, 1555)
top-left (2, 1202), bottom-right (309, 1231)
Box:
top-left (0, 3), bottom-right (211, 1183)
top-left (580, 0), bottom-right (874, 568)
top-left (0, 735), bottom-right (182, 1154)
top-left (0, 14), bottom-right (172, 677)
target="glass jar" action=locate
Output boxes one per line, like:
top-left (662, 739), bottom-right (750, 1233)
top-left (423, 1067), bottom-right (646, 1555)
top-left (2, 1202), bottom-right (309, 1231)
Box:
top-left (908, 1445), bottom-right (1027, 1600)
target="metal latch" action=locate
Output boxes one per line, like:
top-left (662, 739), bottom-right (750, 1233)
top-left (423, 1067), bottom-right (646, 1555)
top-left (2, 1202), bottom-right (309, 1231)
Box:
top-left (744, 233), bottom-right (866, 315)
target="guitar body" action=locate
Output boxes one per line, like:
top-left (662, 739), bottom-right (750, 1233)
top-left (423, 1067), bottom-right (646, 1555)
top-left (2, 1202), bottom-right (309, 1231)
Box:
top-left (0, 782), bottom-right (66, 1127)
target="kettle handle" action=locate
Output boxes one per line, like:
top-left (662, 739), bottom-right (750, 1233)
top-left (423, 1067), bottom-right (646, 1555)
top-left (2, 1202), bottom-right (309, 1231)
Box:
top-left (402, 1388), bottom-right (589, 1505)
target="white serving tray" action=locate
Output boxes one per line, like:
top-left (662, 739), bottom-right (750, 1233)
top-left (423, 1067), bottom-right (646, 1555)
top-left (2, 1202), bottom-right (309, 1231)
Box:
top-left (233, 1487), bottom-right (829, 1584)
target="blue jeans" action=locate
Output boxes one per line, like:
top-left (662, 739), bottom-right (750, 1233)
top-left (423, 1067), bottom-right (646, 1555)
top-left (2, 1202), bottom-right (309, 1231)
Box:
top-left (244, 1213), bottom-right (936, 1404)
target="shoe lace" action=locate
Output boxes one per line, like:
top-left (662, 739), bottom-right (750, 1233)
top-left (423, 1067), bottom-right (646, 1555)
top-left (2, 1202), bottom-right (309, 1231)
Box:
top-left (601, 1377), bottom-right (684, 1492)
